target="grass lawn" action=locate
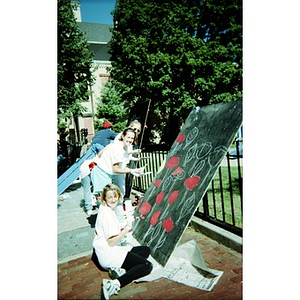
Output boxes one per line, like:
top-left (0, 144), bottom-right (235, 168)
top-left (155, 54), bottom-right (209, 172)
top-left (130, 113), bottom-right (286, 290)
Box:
top-left (198, 165), bottom-right (243, 229)
top-left (136, 150), bottom-right (243, 229)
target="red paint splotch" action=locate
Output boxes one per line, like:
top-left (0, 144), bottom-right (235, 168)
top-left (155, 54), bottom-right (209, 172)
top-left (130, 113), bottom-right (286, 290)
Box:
top-left (155, 192), bottom-right (165, 204)
top-left (172, 167), bottom-right (182, 176)
top-left (166, 156), bottom-right (180, 169)
top-left (168, 190), bottom-right (179, 204)
top-left (150, 210), bottom-right (161, 226)
top-left (139, 202), bottom-right (152, 215)
top-left (176, 134), bottom-right (185, 143)
top-left (153, 178), bottom-right (162, 187)
top-left (163, 217), bottom-right (174, 233)
top-left (184, 176), bottom-right (200, 191)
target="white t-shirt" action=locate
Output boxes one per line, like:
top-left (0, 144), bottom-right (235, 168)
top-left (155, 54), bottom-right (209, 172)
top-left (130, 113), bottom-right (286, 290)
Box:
top-left (93, 205), bottom-right (132, 269)
top-left (114, 134), bottom-right (132, 167)
top-left (114, 132), bottom-right (122, 142)
top-left (98, 141), bottom-right (130, 173)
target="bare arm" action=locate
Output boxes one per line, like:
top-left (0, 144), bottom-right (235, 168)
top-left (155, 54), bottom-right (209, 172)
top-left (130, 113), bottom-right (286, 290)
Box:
top-left (127, 148), bottom-right (142, 155)
top-left (130, 156), bottom-right (140, 161)
top-left (107, 227), bottom-right (131, 247)
top-left (112, 163), bottom-right (131, 174)
top-left (112, 162), bottom-right (146, 176)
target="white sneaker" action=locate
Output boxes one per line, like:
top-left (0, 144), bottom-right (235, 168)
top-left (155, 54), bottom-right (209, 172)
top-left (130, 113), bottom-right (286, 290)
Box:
top-left (102, 279), bottom-right (120, 300)
top-left (86, 210), bottom-right (93, 217)
top-left (86, 208), bottom-right (98, 217)
top-left (91, 194), bottom-right (97, 206)
top-left (108, 267), bottom-right (126, 279)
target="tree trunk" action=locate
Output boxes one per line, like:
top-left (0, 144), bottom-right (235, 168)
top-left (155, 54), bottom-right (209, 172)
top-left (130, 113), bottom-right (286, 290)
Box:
top-left (73, 114), bottom-right (81, 144)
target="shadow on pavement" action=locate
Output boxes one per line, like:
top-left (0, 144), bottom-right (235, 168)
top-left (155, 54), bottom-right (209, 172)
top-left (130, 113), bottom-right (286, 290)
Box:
top-left (91, 248), bottom-right (107, 272)
top-left (65, 182), bottom-right (82, 192)
top-left (87, 214), bottom-right (97, 228)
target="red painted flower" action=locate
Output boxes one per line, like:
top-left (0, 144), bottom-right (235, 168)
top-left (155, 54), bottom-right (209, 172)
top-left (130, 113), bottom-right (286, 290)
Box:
top-left (176, 134), bottom-right (185, 143)
top-left (166, 156), bottom-right (180, 169)
top-left (172, 167), bottom-right (182, 176)
top-left (184, 176), bottom-right (200, 191)
top-left (150, 210), bottom-right (161, 226)
top-left (139, 202), bottom-right (152, 215)
top-left (155, 192), bottom-right (165, 204)
top-left (168, 190), bottom-right (179, 204)
top-left (163, 217), bottom-right (174, 233)
top-left (153, 178), bottom-right (162, 187)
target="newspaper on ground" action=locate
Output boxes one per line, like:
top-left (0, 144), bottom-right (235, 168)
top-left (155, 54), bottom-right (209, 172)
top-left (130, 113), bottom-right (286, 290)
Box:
top-left (124, 230), bottom-right (223, 291)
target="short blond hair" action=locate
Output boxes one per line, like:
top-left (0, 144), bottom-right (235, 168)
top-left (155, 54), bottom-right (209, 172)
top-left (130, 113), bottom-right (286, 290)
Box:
top-left (101, 183), bottom-right (123, 204)
top-left (129, 120), bottom-right (142, 129)
top-left (128, 120), bottom-right (142, 144)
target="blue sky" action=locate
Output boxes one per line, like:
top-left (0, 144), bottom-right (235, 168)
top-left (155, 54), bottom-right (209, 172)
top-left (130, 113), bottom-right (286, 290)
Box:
top-left (80, 0), bottom-right (116, 24)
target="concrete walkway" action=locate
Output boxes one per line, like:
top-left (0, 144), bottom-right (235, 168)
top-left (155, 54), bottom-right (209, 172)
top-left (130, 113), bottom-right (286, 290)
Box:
top-left (58, 183), bottom-right (97, 264)
top-left (57, 183), bottom-right (242, 299)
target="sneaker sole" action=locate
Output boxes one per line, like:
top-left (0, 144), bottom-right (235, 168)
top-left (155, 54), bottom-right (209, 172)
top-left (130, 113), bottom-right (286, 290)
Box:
top-left (101, 280), bottom-right (110, 300)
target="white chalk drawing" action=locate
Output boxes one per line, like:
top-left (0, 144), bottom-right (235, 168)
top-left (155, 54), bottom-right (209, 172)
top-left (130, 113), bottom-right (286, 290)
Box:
top-left (207, 146), bottom-right (228, 168)
top-left (140, 224), bottom-right (155, 243)
top-left (147, 221), bottom-right (166, 252)
top-left (196, 142), bottom-right (213, 160)
top-left (183, 127), bottom-right (199, 149)
top-left (133, 140), bottom-right (228, 257)
top-left (159, 205), bottom-right (170, 221)
top-left (168, 135), bottom-right (185, 156)
top-left (176, 192), bottom-right (196, 223)
top-left (183, 143), bottom-right (198, 167)
top-left (133, 100), bottom-right (242, 266)
top-left (162, 175), bottom-right (173, 190)
top-left (190, 160), bottom-right (205, 177)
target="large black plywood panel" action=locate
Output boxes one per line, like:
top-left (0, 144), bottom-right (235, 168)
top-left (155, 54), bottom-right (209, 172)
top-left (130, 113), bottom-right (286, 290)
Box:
top-left (132, 100), bottom-right (242, 266)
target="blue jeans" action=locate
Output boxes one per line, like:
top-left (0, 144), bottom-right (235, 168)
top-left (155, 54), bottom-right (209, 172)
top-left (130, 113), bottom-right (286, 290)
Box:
top-left (112, 174), bottom-right (126, 197)
top-left (112, 174), bottom-right (126, 223)
top-left (81, 175), bottom-right (92, 211)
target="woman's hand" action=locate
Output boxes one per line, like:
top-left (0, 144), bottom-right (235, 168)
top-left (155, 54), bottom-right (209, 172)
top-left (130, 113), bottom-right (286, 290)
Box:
top-left (132, 148), bottom-right (142, 154)
top-left (107, 227), bottom-right (131, 247)
top-left (122, 227), bottom-right (132, 234)
top-left (130, 166), bottom-right (145, 177)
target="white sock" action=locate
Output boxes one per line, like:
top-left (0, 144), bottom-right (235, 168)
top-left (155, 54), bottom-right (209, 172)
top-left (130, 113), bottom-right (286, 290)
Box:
top-left (113, 279), bottom-right (121, 289)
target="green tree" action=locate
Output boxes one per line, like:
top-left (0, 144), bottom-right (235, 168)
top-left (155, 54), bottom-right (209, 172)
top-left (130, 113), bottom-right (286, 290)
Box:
top-left (57, 0), bottom-right (95, 141)
top-left (94, 81), bottom-right (128, 133)
top-left (109, 0), bottom-right (242, 145)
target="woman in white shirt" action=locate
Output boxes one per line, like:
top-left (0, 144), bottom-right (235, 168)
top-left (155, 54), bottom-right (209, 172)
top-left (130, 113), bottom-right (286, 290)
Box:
top-left (112, 120), bottom-right (142, 197)
top-left (91, 127), bottom-right (143, 195)
top-left (93, 184), bottom-right (153, 299)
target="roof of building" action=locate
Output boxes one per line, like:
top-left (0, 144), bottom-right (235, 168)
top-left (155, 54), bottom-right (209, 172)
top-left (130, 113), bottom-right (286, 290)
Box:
top-left (77, 22), bottom-right (112, 43)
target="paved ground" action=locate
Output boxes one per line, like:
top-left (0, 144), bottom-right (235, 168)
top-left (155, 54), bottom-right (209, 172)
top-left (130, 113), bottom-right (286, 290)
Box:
top-left (58, 183), bottom-right (242, 299)
top-left (58, 183), bottom-right (97, 264)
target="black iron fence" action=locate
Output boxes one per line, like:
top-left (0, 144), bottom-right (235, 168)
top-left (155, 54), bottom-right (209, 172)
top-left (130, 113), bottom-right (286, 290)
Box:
top-left (195, 140), bottom-right (243, 236)
top-left (133, 140), bottom-right (243, 237)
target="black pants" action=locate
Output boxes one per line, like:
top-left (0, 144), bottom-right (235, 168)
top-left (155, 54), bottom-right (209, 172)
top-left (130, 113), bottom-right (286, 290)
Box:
top-left (119, 246), bottom-right (153, 287)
